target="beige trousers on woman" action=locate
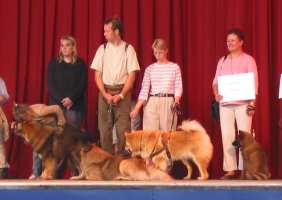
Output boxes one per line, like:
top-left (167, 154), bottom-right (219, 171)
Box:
top-left (219, 104), bottom-right (253, 172)
top-left (143, 96), bottom-right (177, 131)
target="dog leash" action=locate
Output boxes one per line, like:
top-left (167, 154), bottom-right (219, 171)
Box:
top-left (170, 103), bottom-right (182, 131)
top-left (148, 133), bottom-right (173, 171)
top-left (107, 103), bottom-right (116, 126)
top-left (148, 132), bottom-right (163, 159)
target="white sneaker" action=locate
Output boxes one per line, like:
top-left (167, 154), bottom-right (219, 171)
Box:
top-left (28, 174), bottom-right (38, 180)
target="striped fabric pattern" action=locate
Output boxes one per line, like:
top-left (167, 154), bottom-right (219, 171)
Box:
top-left (138, 62), bottom-right (183, 101)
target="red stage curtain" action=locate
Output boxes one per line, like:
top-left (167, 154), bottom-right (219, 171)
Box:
top-left (0, 0), bottom-right (281, 179)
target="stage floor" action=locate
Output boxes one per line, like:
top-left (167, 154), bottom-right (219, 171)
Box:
top-left (0, 179), bottom-right (282, 189)
top-left (1, 180), bottom-right (282, 200)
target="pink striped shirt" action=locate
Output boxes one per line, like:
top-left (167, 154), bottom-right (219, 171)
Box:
top-left (138, 62), bottom-right (183, 101)
top-left (213, 53), bottom-right (259, 105)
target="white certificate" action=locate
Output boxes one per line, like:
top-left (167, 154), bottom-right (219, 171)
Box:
top-left (218, 72), bottom-right (255, 102)
top-left (279, 74), bottom-right (282, 99)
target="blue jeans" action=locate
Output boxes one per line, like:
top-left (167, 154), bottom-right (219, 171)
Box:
top-left (63, 109), bottom-right (82, 128)
top-left (32, 152), bottom-right (42, 176)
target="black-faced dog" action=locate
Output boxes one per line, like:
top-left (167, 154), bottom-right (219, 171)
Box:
top-left (232, 130), bottom-right (271, 180)
top-left (12, 103), bottom-right (93, 179)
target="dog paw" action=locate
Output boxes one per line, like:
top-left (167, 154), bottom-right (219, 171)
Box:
top-left (114, 175), bottom-right (131, 180)
top-left (70, 175), bottom-right (85, 180)
top-left (197, 176), bottom-right (208, 180)
top-left (183, 175), bottom-right (192, 180)
top-left (40, 175), bottom-right (53, 180)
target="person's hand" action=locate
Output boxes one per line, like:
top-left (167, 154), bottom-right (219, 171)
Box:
top-left (61, 97), bottom-right (73, 110)
top-left (174, 99), bottom-right (180, 105)
top-left (10, 121), bottom-right (16, 129)
top-left (215, 94), bottom-right (223, 102)
top-left (3, 132), bottom-right (9, 142)
top-left (103, 92), bottom-right (113, 104)
top-left (171, 102), bottom-right (181, 115)
top-left (112, 94), bottom-right (122, 105)
top-left (246, 100), bottom-right (256, 116)
top-left (130, 107), bottom-right (140, 118)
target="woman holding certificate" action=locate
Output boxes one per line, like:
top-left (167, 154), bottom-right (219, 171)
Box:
top-left (212, 28), bottom-right (258, 179)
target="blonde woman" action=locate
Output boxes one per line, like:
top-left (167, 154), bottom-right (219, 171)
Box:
top-left (130, 38), bottom-right (183, 131)
top-left (29, 35), bottom-right (87, 179)
top-left (47, 35), bottom-right (87, 127)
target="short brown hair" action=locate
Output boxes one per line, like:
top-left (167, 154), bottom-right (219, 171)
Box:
top-left (104, 17), bottom-right (123, 37)
top-left (152, 38), bottom-right (168, 50)
top-left (227, 28), bottom-right (245, 41)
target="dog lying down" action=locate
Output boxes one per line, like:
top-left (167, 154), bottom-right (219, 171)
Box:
top-left (233, 130), bottom-right (271, 180)
top-left (71, 144), bottom-right (173, 181)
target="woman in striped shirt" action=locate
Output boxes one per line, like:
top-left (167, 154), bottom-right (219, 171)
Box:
top-left (130, 38), bottom-right (183, 131)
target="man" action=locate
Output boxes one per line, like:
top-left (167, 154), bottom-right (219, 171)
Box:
top-left (91, 17), bottom-right (140, 155)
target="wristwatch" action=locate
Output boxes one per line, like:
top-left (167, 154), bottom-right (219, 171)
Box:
top-left (119, 93), bottom-right (124, 100)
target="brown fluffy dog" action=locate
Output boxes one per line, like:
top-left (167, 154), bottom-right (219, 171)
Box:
top-left (125, 120), bottom-right (213, 180)
top-left (72, 144), bottom-right (173, 181)
top-left (12, 104), bottom-right (92, 179)
top-left (232, 130), bottom-right (271, 180)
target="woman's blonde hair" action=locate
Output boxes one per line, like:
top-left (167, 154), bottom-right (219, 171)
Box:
top-left (152, 38), bottom-right (168, 50)
top-left (58, 35), bottom-right (78, 64)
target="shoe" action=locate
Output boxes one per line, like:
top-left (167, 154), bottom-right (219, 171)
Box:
top-left (220, 172), bottom-right (236, 180)
top-left (220, 174), bottom-right (236, 180)
top-left (0, 168), bottom-right (8, 179)
top-left (28, 174), bottom-right (38, 180)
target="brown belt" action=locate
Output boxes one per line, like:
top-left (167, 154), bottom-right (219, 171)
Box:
top-left (104, 84), bottom-right (124, 95)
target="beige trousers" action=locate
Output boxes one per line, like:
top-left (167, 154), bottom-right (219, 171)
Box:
top-left (219, 104), bottom-right (252, 171)
top-left (143, 96), bottom-right (177, 131)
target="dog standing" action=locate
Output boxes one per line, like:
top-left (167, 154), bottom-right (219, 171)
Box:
top-left (125, 120), bottom-right (213, 180)
top-left (12, 104), bottom-right (92, 179)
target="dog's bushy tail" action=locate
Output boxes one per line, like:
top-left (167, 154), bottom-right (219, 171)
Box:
top-left (179, 120), bottom-right (207, 134)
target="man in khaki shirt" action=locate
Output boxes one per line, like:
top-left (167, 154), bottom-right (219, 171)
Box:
top-left (91, 17), bottom-right (140, 155)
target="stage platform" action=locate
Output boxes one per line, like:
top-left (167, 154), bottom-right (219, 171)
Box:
top-left (0, 180), bottom-right (282, 200)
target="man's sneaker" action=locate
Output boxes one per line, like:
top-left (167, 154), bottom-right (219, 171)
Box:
top-left (28, 174), bottom-right (38, 180)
